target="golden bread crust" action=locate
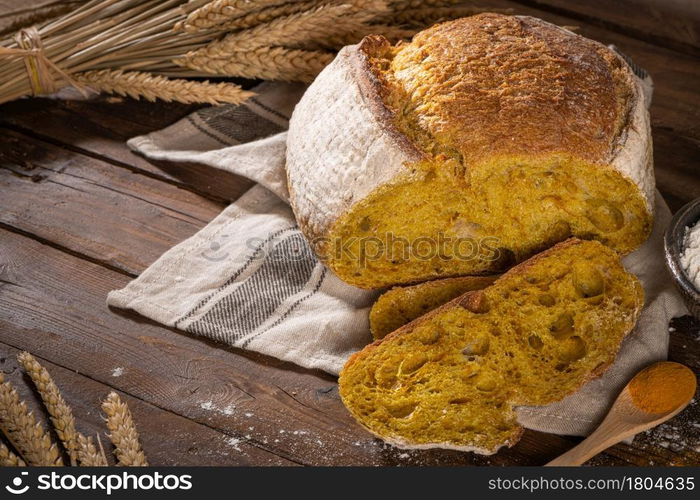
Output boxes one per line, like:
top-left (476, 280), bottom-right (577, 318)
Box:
top-left (371, 13), bottom-right (635, 167)
top-left (340, 239), bottom-right (645, 453)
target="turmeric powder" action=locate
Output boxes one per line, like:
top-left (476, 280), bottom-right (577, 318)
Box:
top-left (628, 362), bottom-right (697, 414)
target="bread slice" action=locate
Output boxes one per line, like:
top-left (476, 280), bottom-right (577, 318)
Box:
top-left (370, 276), bottom-right (497, 340)
top-left (339, 239), bottom-right (643, 454)
top-left (287, 14), bottom-right (654, 289)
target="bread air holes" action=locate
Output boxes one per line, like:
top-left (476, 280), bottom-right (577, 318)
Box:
top-left (550, 313), bottom-right (575, 339)
top-left (375, 359), bottom-right (400, 389)
top-left (386, 400), bottom-right (417, 419)
top-left (462, 336), bottom-right (490, 359)
top-left (557, 336), bottom-right (587, 363)
top-left (475, 376), bottom-right (498, 392)
top-left (358, 216), bottom-right (371, 232)
top-left (418, 328), bottom-right (441, 345)
top-left (538, 294), bottom-right (556, 307)
top-left (586, 198), bottom-right (625, 232)
top-left (400, 353), bottom-right (428, 375)
top-left (573, 264), bottom-right (605, 298)
top-left (528, 335), bottom-right (544, 350)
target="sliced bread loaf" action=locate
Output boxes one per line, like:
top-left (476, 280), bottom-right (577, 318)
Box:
top-left (287, 14), bottom-right (654, 289)
top-left (339, 239), bottom-right (643, 454)
top-left (370, 276), bottom-right (497, 340)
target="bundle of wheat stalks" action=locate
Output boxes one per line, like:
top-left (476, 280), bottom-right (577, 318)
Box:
top-left (0, 352), bottom-right (147, 467)
top-left (0, 0), bottom-right (493, 105)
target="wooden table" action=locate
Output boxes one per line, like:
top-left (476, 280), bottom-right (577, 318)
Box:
top-left (0, 1), bottom-right (698, 466)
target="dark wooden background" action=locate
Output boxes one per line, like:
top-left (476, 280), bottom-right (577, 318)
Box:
top-left (0, 0), bottom-right (698, 466)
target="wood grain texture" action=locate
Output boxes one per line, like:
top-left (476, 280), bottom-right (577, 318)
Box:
top-left (0, 97), bottom-right (254, 203)
top-left (0, 0), bottom-right (84, 34)
top-left (510, 0), bottom-right (700, 55)
top-left (0, 127), bottom-right (223, 275)
top-left (0, 344), bottom-right (294, 465)
top-left (1, 1), bottom-right (697, 211)
top-left (1, 227), bottom-right (697, 465)
top-left (0, 0), bottom-right (698, 466)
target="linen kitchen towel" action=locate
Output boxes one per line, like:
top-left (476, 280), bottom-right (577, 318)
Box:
top-left (107, 59), bottom-right (686, 437)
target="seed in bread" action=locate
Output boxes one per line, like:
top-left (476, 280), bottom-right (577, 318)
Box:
top-left (339, 239), bottom-right (644, 454)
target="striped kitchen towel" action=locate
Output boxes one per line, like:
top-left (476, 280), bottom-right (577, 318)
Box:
top-left (107, 70), bottom-right (685, 437)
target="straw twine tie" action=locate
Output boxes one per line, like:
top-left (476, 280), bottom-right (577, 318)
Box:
top-left (0, 27), bottom-right (88, 96)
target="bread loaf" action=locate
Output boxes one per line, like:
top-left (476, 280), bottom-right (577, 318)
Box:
top-left (287, 14), bottom-right (654, 289)
top-left (339, 239), bottom-right (644, 454)
top-left (370, 276), bottom-right (497, 340)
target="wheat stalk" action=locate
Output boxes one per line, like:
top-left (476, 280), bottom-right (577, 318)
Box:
top-left (102, 392), bottom-right (148, 467)
top-left (17, 352), bottom-right (79, 466)
top-left (0, 374), bottom-right (63, 466)
top-left (76, 69), bottom-right (255, 105)
top-left (181, 46), bottom-right (334, 81)
top-left (77, 433), bottom-right (108, 466)
top-left (0, 441), bottom-right (26, 466)
top-left (0, 0), bottom-right (422, 105)
top-left (193, 3), bottom-right (355, 55)
top-left (177, 0), bottom-right (290, 32)
top-left (214, 0), bottom-right (328, 31)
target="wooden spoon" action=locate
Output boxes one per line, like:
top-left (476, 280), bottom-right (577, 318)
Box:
top-left (546, 361), bottom-right (697, 466)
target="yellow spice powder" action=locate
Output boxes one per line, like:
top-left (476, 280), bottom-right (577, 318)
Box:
top-left (629, 362), bottom-right (697, 414)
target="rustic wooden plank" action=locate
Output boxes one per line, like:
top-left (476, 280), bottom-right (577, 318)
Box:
top-left (0, 127), bottom-right (226, 275)
top-left (509, 0), bottom-right (700, 55)
top-left (0, 0), bottom-right (697, 467)
top-left (0, 343), bottom-right (295, 466)
top-left (652, 129), bottom-right (700, 212)
top-left (0, 1), bottom-right (82, 34)
top-left (0, 227), bottom-right (575, 466)
top-left (670, 315), bottom-right (700, 371)
top-left (1, 227), bottom-right (694, 466)
top-left (1, 1), bottom-right (698, 209)
top-left (0, 97), bottom-right (254, 203)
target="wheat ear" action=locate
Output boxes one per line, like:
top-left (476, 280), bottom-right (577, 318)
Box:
top-left (102, 392), bottom-right (147, 467)
top-left (95, 433), bottom-right (109, 465)
top-left (17, 352), bottom-right (79, 466)
top-left (0, 441), bottom-right (26, 466)
top-left (193, 3), bottom-right (354, 56)
top-left (0, 374), bottom-right (63, 466)
top-left (177, 0), bottom-right (291, 32)
top-left (214, 0), bottom-right (329, 31)
top-left (77, 433), bottom-right (108, 466)
top-left (76, 70), bottom-right (255, 105)
top-left (180, 46), bottom-right (334, 82)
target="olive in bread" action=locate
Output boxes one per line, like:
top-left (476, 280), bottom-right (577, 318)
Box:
top-left (287, 14), bottom-right (654, 289)
top-left (370, 276), bottom-right (497, 340)
top-left (339, 239), bottom-right (643, 454)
